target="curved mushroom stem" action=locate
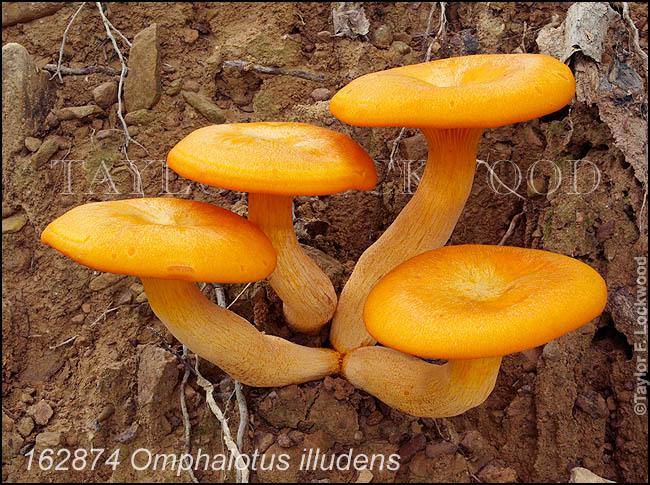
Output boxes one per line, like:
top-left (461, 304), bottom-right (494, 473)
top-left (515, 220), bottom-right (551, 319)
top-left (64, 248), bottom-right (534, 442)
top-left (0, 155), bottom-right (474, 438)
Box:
top-left (343, 346), bottom-right (502, 418)
top-left (330, 128), bottom-right (485, 353)
top-left (248, 192), bottom-right (337, 334)
top-left (142, 278), bottom-right (341, 387)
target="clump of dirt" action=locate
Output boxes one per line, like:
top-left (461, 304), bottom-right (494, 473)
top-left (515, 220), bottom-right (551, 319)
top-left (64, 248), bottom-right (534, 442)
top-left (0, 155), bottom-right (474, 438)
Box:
top-left (2, 2), bottom-right (647, 483)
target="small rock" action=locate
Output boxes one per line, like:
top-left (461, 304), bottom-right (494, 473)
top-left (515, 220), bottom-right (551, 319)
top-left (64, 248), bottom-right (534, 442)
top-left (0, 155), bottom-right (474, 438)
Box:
top-left (399, 433), bottom-right (427, 463)
top-left (569, 467), bottom-right (615, 483)
top-left (124, 109), bottom-right (155, 126)
top-left (356, 468), bottom-right (374, 483)
top-left (71, 314), bottom-right (85, 324)
top-left (2, 43), bottom-right (52, 161)
top-left (2, 215), bottom-right (27, 233)
top-left (136, 292), bottom-right (148, 304)
top-left (27, 400), bottom-right (54, 425)
top-left (114, 422), bottom-right (139, 444)
top-left (391, 40), bottom-right (411, 55)
top-left (116, 289), bottom-right (132, 306)
top-left (277, 433), bottom-right (292, 448)
top-left (182, 90), bottom-right (225, 123)
top-left (16, 417), bottom-right (34, 437)
top-left (167, 78), bottom-right (183, 96)
top-left (460, 430), bottom-right (489, 454)
top-left (124, 24), bottom-right (161, 112)
top-left (92, 81), bottom-right (118, 109)
top-left (353, 430), bottom-right (364, 441)
top-left (287, 430), bottom-right (304, 443)
top-left (2, 3), bottom-right (65, 27)
top-left (31, 135), bottom-right (62, 168)
top-left (256, 431), bottom-right (275, 453)
top-left (2, 411), bottom-right (14, 432)
top-left (130, 283), bottom-right (144, 293)
top-left (44, 110), bottom-right (59, 130)
top-left (35, 431), bottom-right (62, 450)
top-left (2, 431), bottom-right (24, 456)
top-left (310, 87), bottom-right (332, 101)
top-left (89, 273), bottom-right (127, 292)
top-left (182, 27), bottom-right (199, 44)
top-left (82, 303), bottom-right (91, 313)
top-left (57, 105), bottom-right (104, 121)
top-left (373, 24), bottom-right (393, 48)
top-left (24, 136), bottom-right (41, 152)
top-left (137, 344), bottom-right (179, 408)
top-left (316, 31), bottom-right (332, 42)
top-left (426, 440), bottom-right (457, 458)
top-left (183, 79), bottom-right (200, 92)
top-left (478, 463), bottom-right (518, 483)
top-left (576, 391), bottom-right (610, 419)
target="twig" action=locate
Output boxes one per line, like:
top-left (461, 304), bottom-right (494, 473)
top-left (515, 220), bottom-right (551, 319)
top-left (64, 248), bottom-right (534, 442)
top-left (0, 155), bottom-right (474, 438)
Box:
top-left (227, 283), bottom-right (253, 310)
top-left (622, 2), bottom-right (648, 78)
top-left (222, 59), bottom-right (328, 82)
top-left (194, 357), bottom-right (249, 483)
top-left (234, 381), bottom-right (248, 452)
top-left (214, 285), bottom-right (250, 463)
top-left (214, 284), bottom-right (227, 307)
top-left (43, 63), bottom-right (122, 76)
top-left (498, 210), bottom-right (525, 246)
top-left (95, 2), bottom-right (148, 161)
top-left (89, 304), bottom-right (121, 326)
top-left (180, 345), bottom-right (199, 484)
top-left (146, 326), bottom-right (197, 377)
top-left (51, 2), bottom-right (87, 82)
top-left (49, 334), bottom-right (78, 350)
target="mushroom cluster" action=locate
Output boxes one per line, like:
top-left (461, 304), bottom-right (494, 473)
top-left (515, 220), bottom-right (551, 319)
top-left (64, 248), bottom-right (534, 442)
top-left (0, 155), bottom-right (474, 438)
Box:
top-left (42, 54), bottom-right (608, 419)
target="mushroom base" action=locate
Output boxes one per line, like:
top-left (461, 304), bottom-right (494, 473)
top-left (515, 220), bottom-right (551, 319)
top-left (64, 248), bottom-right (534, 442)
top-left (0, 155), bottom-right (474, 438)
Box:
top-left (330, 128), bottom-right (485, 353)
top-left (342, 346), bottom-right (501, 418)
top-left (248, 192), bottom-right (337, 334)
top-left (142, 278), bottom-right (341, 387)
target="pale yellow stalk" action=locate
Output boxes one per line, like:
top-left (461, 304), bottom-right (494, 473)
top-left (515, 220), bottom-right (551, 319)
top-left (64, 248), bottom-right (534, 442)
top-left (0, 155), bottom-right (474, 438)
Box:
top-left (330, 128), bottom-right (485, 352)
top-left (142, 278), bottom-right (341, 387)
top-left (343, 346), bottom-right (502, 417)
top-left (248, 193), bottom-right (337, 334)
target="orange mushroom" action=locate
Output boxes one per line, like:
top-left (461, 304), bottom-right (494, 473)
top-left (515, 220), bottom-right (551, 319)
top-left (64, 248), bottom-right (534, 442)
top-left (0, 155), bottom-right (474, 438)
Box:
top-left (167, 122), bottom-right (376, 334)
top-left (328, 54), bottom-right (576, 353)
top-left (342, 245), bottom-right (607, 417)
top-left (41, 198), bottom-right (341, 387)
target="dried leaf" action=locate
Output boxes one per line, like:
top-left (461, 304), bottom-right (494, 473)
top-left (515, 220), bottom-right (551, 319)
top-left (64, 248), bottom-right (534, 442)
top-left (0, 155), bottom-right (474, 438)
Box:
top-left (536, 2), bottom-right (619, 63)
top-left (332, 2), bottom-right (370, 39)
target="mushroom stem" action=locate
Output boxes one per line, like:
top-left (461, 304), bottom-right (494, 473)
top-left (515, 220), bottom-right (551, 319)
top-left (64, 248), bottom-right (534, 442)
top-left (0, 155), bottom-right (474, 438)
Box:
top-left (142, 278), bottom-right (341, 387)
top-left (343, 346), bottom-right (501, 417)
top-left (330, 128), bottom-right (485, 352)
top-left (248, 192), bottom-right (337, 334)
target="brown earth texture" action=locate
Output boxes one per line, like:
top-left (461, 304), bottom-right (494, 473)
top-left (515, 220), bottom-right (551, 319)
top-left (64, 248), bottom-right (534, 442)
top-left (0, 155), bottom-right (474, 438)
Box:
top-left (2, 2), bottom-right (648, 483)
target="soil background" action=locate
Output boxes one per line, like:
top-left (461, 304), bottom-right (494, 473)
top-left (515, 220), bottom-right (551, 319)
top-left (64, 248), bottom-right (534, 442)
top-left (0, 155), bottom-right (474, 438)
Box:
top-left (2, 2), bottom-right (648, 483)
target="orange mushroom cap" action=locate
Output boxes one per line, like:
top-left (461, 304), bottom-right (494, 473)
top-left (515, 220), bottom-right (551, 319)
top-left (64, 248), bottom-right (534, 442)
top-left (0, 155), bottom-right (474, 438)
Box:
top-left (41, 198), bottom-right (277, 283)
top-left (330, 54), bottom-right (576, 129)
top-left (166, 122), bottom-right (377, 196)
top-left (364, 245), bottom-right (607, 359)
